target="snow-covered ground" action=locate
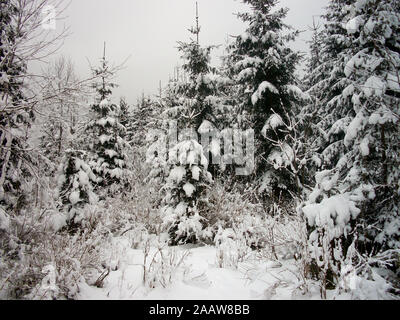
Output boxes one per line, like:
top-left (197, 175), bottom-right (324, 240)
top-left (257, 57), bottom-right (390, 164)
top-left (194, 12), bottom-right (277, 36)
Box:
top-left (77, 236), bottom-right (338, 300)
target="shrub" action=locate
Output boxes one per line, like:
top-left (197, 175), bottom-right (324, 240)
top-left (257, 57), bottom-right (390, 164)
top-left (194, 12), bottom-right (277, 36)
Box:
top-left (0, 208), bottom-right (105, 299)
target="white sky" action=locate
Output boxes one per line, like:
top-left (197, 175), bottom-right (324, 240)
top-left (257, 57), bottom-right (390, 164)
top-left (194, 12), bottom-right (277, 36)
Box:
top-left (52, 0), bottom-right (330, 105)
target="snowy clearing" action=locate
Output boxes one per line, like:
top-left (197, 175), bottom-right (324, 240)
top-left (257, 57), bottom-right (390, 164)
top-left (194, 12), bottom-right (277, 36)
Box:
top-left (77, 237), bottom-right (338, 301)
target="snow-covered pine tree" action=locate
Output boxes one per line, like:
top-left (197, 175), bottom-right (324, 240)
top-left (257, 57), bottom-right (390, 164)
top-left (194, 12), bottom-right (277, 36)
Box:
top-left (85, 47), bottom-right (129, 196)
top-left (130, 94), bottom-right (158, 149)
top-left (158, 6), bottom-right (215, 244)
top-left (303, 19), bottom-right (325, 90)
top-left (145, 78), bottom-right (178, 196)
top-left (225, 0), bottom-right (305, 203)
top-left (303, 0), bottom-right (354, 171)
top-left (161, 139), bottom-right (213, 245)
top-left (215, 40), bottom-right (243, 131)
top-left (56, 150), bottom-right (98, 230)
top-left (118, 97), bottom-right (132, 142)
top-left (302, 0), bottom-right (400, 291)
top-left (294, 19), bottom-right (328, 194)
top-left (162, 3), bottom-right (219, 134)
top-left (0, 0), bottom-right (33, 211)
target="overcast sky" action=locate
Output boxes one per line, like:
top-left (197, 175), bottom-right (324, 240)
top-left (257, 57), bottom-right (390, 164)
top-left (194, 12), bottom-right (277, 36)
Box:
top-left (53, 0), bottom-right (330, 105)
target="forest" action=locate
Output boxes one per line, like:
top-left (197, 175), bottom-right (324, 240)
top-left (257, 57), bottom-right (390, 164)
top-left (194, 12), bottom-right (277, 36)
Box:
top-left (0, 0), bottom-right (399, 300)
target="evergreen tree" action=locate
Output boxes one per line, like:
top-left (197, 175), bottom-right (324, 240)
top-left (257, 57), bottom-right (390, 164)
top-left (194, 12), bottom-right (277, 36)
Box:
top-left (156, 6), bottom-right (215, 244)
top-left (302, 0), bottom-right (400, 289)
top-left (161, 139), bottom-right (213, 245)
top-left (56, 149), bottom-right (98, 230)
top-left (85, 49), bottom-right (129, 196)
top-left (225, 0), bottom-right (305, 202)
top-left (296, 19), bottom-right (327, 193)
top-left (56, 49), bottom-right (131, 225)
top-left (304, 19), bottom-right (325, 90)
top-left (302, 1), bottom-right (357, 174)
top-left (130, 94), bottom-right (158, 149)
top-left (118, 97), bottom-right (132, 142)
top-left (162, 4), bottom-right (219, 134)
top-left (145, 78), bottom-right (179, 197)
top-left (0, 0), bottom-right (33, 211)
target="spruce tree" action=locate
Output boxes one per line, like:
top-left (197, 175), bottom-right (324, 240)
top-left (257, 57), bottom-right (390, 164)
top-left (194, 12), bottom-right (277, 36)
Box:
top-left (302, 0), bottom-right (400, 289)
top-left (162, 139), bottom-right (213, 245)
top-left (303, 0), bottom-right (354, 168)
top-left (85, 46), bottom-right (129, 196)
top-left (130, 94), bottom-right (158, 149)
top-left (297, 19), bottom-right (327, 192)
top-left (163, 34), bottom-right (218, 132)
top-left (158, 5), bottom-right (215, 244)
top-left (56, 150), bottom-right (98, 230)
top-left (225, 0), bottom-right (305, 202)
top-left (118, 97), bottom-right (132, 143)
top-left (0, 0), bottom-right (33, 211)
